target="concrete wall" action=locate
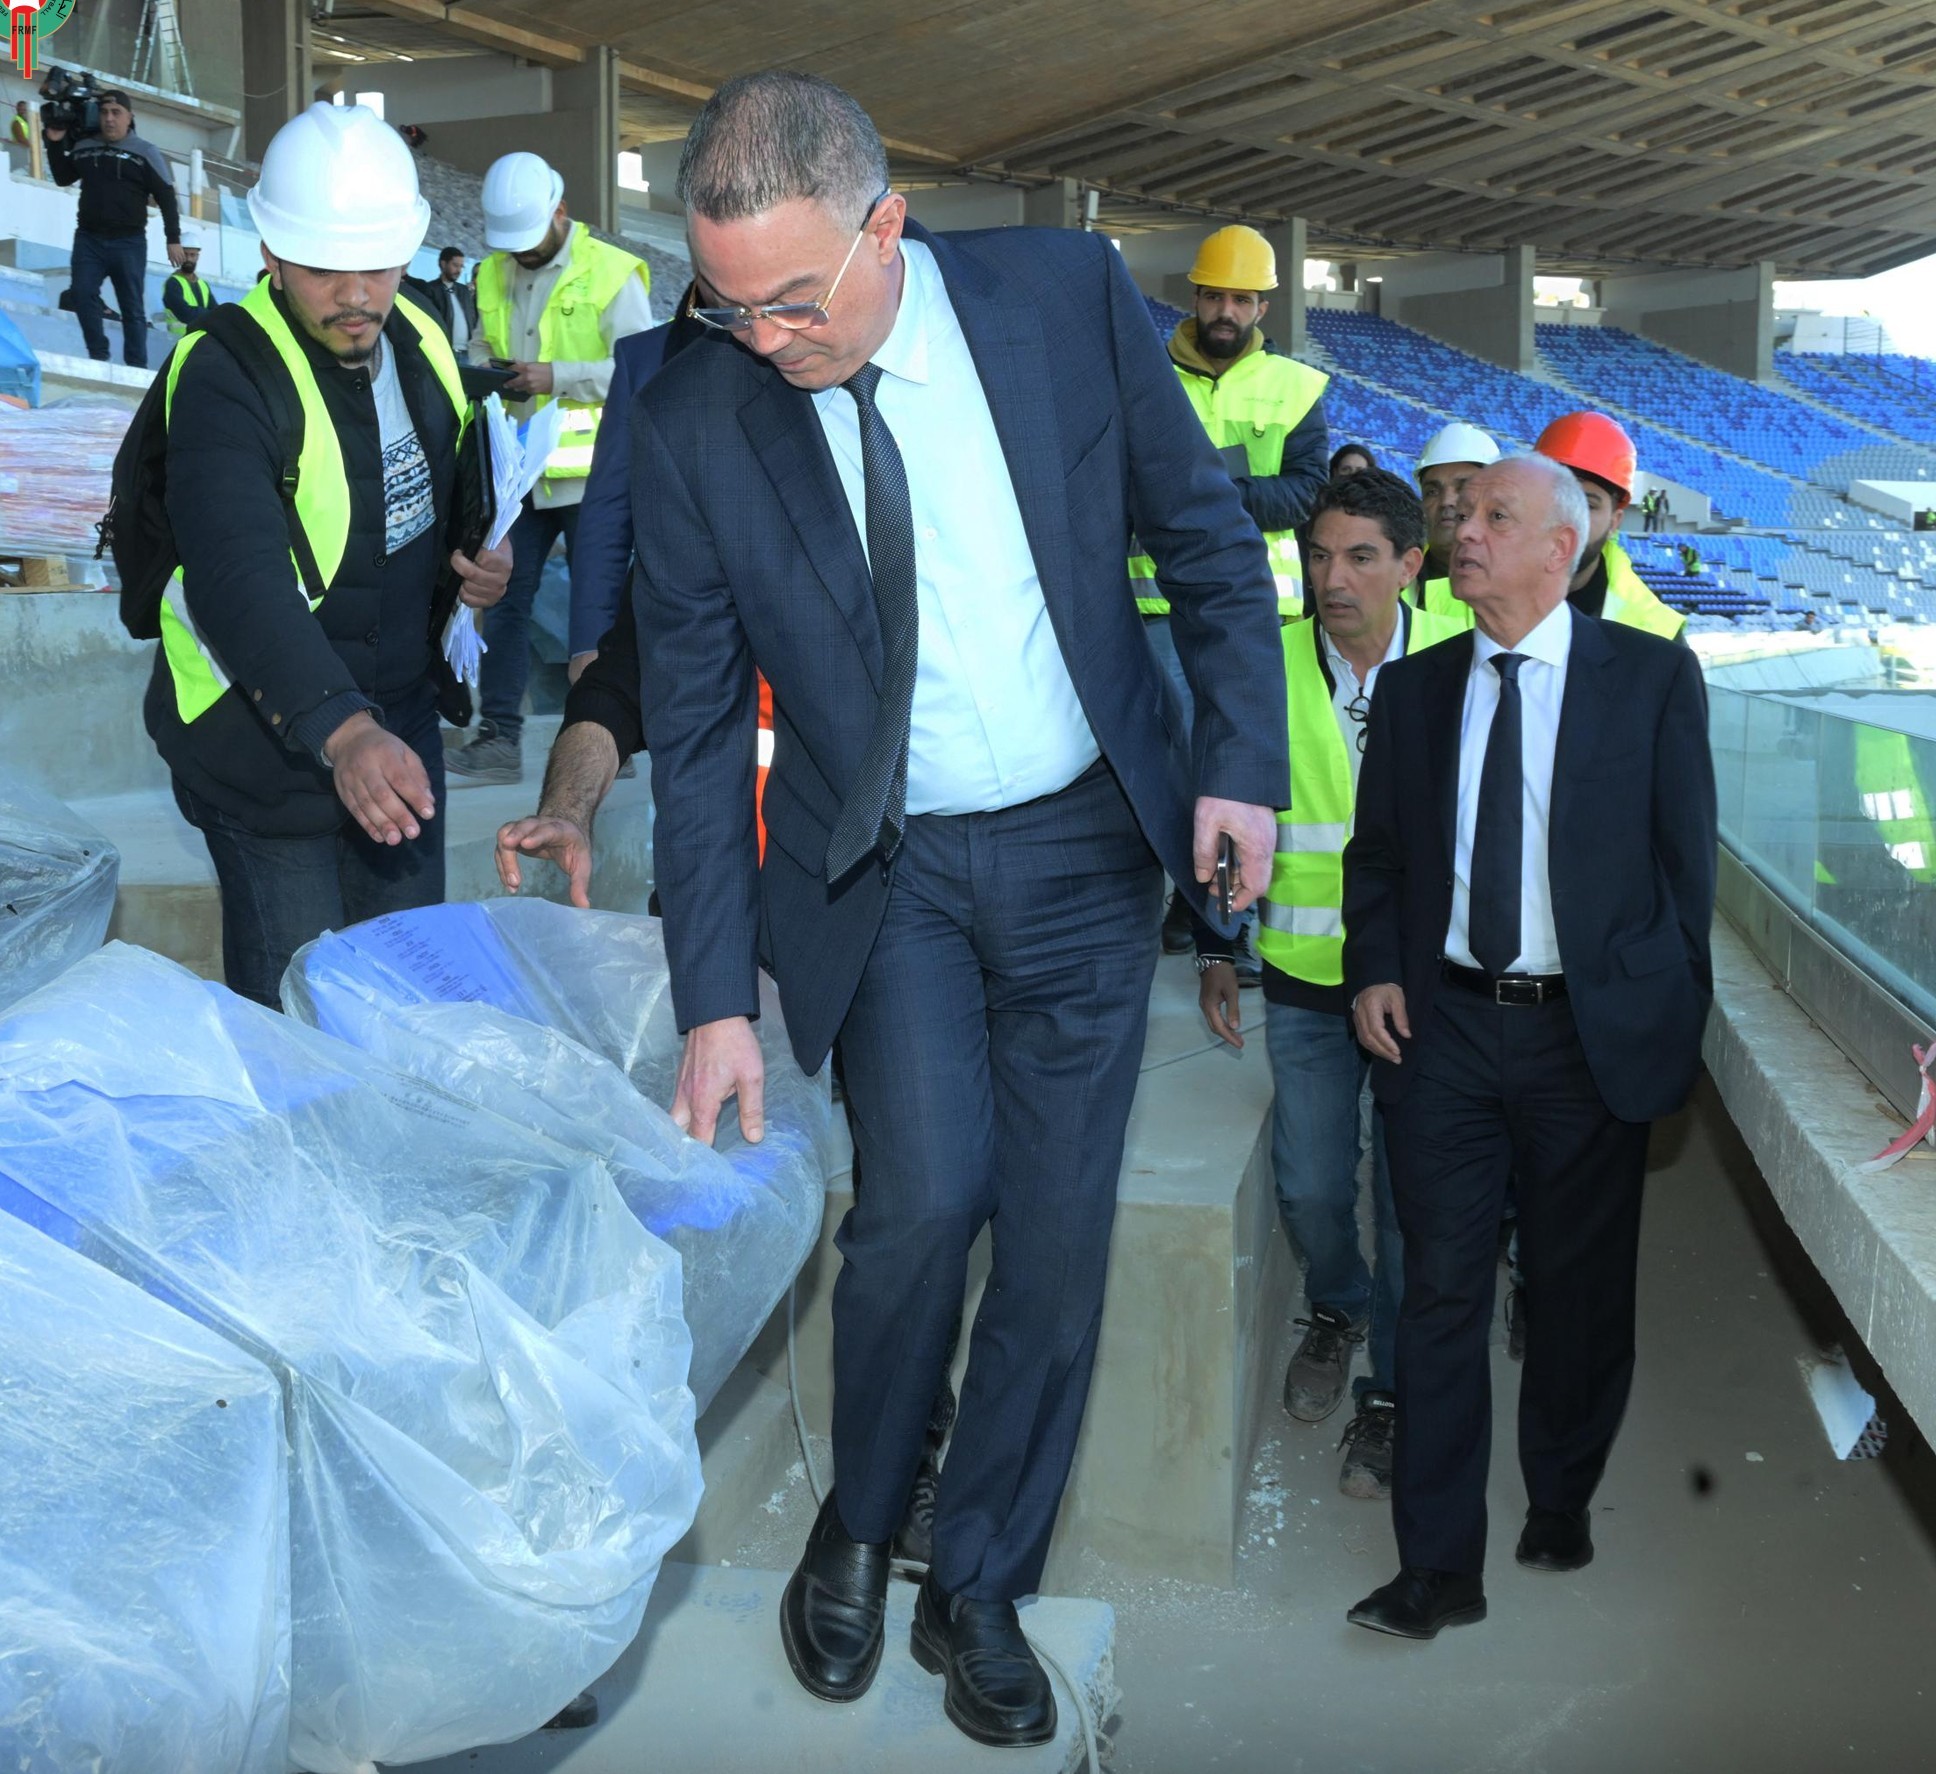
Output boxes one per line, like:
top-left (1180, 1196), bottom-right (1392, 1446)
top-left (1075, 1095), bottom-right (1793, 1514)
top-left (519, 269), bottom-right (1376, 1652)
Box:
top-left (421, 47), bottom-right (620, 234)
top-left (903, 184), bottom-right (1025, 232)
top-left (1849, 480), bottom-right (1936, 526)
top-left (338, 55), bottom-right (549, 129)
top-left (1603, 262), bottom-right (1775, 383)
top-left (240, 0), bottom-right (307, 164)
top-left (1378, 246), bottom-right (1535, 374)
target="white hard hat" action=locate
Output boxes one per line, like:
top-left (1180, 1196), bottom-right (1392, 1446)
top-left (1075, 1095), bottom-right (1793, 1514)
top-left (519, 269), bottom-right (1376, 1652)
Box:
top-left (482, 152), bottom-right (565, 253)
top-left (1416, 422), bottom-right (1501, 475)
top-left (247, 103), bottom-right (430, 270)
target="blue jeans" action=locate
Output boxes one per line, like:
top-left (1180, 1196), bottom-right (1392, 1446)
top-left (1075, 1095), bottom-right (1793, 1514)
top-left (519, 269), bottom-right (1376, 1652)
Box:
top-left (1264, 998), bottom-right (1401, 1397)
top-left (172, 687), bottom-right (447, 1007)
top-left (71, 229), bottom-right (150, 368)
top-left (479, 497), bottom-right (579, 741)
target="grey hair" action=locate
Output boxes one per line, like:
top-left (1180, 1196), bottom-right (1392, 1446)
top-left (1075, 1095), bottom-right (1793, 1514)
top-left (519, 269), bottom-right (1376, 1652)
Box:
top-left (677, 70), bottom-right (889, 230)
top-left (1497, 451), bottom-right (1591, 576)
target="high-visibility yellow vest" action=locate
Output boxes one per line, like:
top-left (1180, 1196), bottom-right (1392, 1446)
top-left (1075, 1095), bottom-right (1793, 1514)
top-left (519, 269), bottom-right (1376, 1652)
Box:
top-left (475, 222), bottom-right (648, 491)
top-left (1405, 573), bottom-right (1476, 632)
top-left (1130, 343), bottom-right (1328, 619)
top-left (1853, 726), bottom-right (1936, 884)
top-left (162, 272), bottom-right (213, 337)
top-left (157, 277), bottom-right (467, 724)
top-left (1256, 604), bottom-right (1466, 985)
top-left (1602, 539), bottom-right (1687, 641)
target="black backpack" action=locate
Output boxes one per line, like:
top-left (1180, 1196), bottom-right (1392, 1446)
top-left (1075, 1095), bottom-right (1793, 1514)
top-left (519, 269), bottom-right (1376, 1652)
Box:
top-left (97, 303), bottom-right (325, 641)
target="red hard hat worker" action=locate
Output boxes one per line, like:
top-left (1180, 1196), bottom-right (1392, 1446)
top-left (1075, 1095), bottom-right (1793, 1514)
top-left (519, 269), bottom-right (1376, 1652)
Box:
top-left (1535, 411), bottom-right (1636, 507)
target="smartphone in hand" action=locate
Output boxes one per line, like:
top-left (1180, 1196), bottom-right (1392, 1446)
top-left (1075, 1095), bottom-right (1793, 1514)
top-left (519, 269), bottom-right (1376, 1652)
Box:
top-left (1214, 833), bottom-right (1236, 919)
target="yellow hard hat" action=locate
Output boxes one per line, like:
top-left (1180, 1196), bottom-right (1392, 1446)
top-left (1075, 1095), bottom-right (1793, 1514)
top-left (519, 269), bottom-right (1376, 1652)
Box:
top-left (1189, 225), bottom-right (1277, 293)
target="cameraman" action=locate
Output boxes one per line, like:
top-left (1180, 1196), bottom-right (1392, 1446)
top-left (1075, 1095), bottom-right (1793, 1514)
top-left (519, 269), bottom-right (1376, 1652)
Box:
top-left (42, 87), bottom-right (184, 370)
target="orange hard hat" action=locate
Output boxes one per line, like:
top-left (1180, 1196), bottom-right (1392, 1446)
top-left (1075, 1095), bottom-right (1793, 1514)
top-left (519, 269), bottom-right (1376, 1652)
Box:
top-left (1536, 411), bottom-right (1636, 505)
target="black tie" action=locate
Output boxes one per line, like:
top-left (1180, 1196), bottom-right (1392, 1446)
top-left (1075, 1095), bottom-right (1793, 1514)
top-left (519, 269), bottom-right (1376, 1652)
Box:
top-left (1468, 652), bottom-right (1526, 976)
top-left (825, 362), bottom-right (921, 883)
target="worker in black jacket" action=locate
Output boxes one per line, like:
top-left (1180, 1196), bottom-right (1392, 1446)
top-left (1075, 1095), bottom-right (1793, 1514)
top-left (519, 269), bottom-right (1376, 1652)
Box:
top-left (148, 102), bottom-right (510, 1007)
top-left (42, 89), bottom-right (182, 369)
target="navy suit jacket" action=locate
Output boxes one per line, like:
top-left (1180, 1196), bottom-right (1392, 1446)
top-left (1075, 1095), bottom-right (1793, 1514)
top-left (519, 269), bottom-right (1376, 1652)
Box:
top-left (632, 222), bottom-right (1289, 1071)
top-left (1342, 612), bottom-right (1717, 1125)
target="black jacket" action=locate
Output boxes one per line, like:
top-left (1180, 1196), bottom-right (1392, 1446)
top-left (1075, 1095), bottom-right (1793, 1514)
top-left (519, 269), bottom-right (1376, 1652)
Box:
top-left (147, 286), bottom-right (467, 835)
top-left (46, 128), bottom-right (180, 242)
top-left (1342, 611), bottom-right (1716, 1125)
top-left (403, 274), bottom-right (479, 346)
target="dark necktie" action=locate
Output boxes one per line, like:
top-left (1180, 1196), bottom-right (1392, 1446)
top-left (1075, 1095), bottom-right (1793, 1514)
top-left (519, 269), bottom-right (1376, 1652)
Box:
top-left (1468, 652), bottom-right (1526, 976)
top-left (825, 362), bottom-right (921, 884)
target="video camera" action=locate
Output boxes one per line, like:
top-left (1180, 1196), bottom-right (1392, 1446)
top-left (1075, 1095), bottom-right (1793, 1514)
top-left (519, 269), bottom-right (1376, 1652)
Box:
top-left (37, 67), bottom-right (105, 140)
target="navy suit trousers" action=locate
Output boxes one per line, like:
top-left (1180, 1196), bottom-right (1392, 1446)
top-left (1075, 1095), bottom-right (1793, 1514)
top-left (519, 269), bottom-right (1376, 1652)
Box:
top-left (829, 760), bottom-right (1162, 1600)
top-left (1382, 985), bottom-right (1650, 1576)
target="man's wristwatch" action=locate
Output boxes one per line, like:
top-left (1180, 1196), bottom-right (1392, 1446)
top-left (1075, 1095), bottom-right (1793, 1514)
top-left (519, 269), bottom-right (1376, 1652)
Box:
top-left (1195, 953), bottom-right (1235, 975)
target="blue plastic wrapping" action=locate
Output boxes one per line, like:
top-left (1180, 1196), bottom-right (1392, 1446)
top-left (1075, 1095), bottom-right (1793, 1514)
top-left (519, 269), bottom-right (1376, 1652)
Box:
top-left (0, 943), bottom-right (703, 1773)
top-left (284, 899), bottom-right (832, 1410)
top-left (0, 778), bottom-right (119, 1012)
top-left (0, 1207), bottom-right (290, 1774)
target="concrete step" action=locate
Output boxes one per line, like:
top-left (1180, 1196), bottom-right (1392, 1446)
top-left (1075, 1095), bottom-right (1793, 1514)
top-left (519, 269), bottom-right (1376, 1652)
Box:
top-left (404, 1562), bottom-right (1117, 1774)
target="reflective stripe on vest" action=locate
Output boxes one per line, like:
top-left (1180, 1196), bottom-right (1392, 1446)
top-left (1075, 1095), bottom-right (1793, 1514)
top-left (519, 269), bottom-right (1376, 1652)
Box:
top-left (162, 273), bottom-right (213, 337)
top-left (475, 222), bottom-right (648, 489)
top-left (1253, 605), bottom-right (1467, 986)
top-left (1129, 347), bottom-right (1328, 618)
top-left (157, 280), bottom-right (467, 724)
top-left (1601, 540), bottom-right (1687, 641)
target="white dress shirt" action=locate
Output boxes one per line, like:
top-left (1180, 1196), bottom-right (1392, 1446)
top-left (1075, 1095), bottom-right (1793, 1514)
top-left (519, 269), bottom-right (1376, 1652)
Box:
top-left (1444, 598), bottom-right (1573, 974)
top-left (1321, 616), bottom-right (1404, 834)
top-left (472, 225), bottom-right (655, 510)
top-left (811, 239), bottom-right (1099, 815)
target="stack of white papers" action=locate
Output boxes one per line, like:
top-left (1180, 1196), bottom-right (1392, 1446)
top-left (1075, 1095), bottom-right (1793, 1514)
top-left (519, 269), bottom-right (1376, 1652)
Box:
top-left (442, 395), bottom-right (569, 691)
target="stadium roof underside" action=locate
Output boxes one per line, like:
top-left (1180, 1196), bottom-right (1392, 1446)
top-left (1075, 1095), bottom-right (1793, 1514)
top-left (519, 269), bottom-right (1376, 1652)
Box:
top-left (327, 0), bottom-right (1936, 279)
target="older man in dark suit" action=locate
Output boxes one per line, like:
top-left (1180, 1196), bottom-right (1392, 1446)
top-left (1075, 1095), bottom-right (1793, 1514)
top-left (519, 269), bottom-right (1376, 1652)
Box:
top-left (1343, 453), bottom-right (1715, 1639)
top-left (495, 70), bottom-right (1287, 1746)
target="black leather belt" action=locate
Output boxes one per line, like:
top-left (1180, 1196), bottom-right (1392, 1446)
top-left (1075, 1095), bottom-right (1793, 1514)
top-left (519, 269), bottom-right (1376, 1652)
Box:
top-left (1441, 961), bottom-right (1568, 1006)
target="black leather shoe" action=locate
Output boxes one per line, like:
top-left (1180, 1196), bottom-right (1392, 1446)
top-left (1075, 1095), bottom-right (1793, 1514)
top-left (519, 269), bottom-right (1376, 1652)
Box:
top-left (1347, 1567), bottom-right (1487, 1639)
top-left (779, 1489), bottom-right (890, 1703)
top-left (1161, 888), bottom-right (1195, 954)
top-left (910, 1573), bottom-right (1057, 1748)
top-left (1516, 1507), bottom-right (1593, 1572)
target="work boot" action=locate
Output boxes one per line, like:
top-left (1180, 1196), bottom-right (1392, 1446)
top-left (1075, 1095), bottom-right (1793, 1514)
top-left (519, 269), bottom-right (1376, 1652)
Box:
top-left (1230, 921), bottom-right (1263, 989)
top-left (1338, 1391), bottom-right (1396, 1501)
top-left (445, 719), bottom-right (521, 785)
top-left (1161, 888), bottom-right (1195, 954)
top-left (1283, 1303), bottom-right (1364, 1423)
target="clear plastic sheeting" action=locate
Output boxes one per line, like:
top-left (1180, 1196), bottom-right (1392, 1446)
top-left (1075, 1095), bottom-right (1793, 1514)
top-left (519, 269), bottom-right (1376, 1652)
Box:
top-left (0, 778), bottom-right (119, 1012)
top-left (0, 397), bottom-right (130, 557)
top-left (0, 1207), bottom-right (290, 1774)
top-left (0, 944), bottom-right (704, 1774)
top-left (284, 898), bottom-right (832, 1411)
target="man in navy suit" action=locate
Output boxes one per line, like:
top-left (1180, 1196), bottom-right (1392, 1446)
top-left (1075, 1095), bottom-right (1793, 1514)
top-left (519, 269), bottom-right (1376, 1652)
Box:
top-left (497, 70), bottom-right (1286, 1746)
top-left (1343, 454), bottom-right (1715, 1639)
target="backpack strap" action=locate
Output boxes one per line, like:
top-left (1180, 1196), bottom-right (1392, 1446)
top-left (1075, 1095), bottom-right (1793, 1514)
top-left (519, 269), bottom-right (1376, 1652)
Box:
top-left (198, 304), bottom-right (329, 606)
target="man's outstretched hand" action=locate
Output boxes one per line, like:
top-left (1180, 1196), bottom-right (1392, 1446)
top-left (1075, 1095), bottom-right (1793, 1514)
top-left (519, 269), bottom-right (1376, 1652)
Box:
top-left (494, 814), bottom-right (593, 908)
top-left (672, 1015), bottom-right (765, 1145)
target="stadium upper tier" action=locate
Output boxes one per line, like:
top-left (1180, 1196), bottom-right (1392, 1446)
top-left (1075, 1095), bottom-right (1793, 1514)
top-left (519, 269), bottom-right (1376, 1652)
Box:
top-left (1776, 355), bottom-right (1936, 455)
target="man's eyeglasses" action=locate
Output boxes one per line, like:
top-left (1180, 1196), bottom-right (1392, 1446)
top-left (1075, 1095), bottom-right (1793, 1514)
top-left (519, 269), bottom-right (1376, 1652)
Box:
top-left (1345, 689), bottom-right (1371, 754)
top-left (686, 189), bottom-right (891, 335)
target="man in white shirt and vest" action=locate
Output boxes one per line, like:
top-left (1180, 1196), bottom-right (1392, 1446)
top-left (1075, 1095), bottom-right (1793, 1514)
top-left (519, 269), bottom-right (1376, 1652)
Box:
top-left (446, 152), bottom-right (653, 785)
top-left (1196, 469), bottom-right (1463, 1503)
top-left (1142, 223), bottom-right (1330, 964)
top-left (1344, 454), bottom-right (1714, 1638)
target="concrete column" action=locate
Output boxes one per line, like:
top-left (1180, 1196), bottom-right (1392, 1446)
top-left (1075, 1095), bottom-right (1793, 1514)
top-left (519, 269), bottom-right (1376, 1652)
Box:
top-left (1376, 245), bottom-right (1535, 373)
top-left (1261, 216), bottom-right (1307, 360)
top-left (240, 0), bottom-right (308, 163)
top-left (1023, 177), bottom-right (1080, 230)
top-left (1600, 261), bottom-right (1775, 382)
top-left (423, 45), bottom-right (621, 234)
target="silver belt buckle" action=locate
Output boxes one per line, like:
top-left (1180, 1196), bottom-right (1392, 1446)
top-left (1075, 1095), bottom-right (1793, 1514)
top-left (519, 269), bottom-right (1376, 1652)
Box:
top-left (1495, 976), bottom-right (1541, 1007)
